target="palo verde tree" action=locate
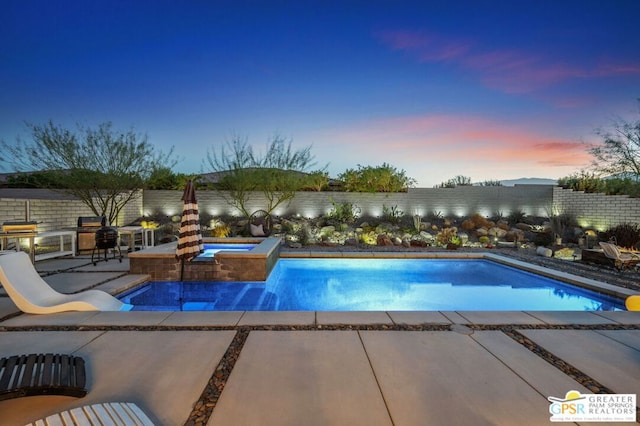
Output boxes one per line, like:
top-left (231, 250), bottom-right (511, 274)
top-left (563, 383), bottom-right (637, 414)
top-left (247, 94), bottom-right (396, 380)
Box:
top-left (0, 121), bottom-right (176, 225)
top-left (204, 134), bottom-right (324, 217)
top-left (590, 102), bottom-right (640, 180)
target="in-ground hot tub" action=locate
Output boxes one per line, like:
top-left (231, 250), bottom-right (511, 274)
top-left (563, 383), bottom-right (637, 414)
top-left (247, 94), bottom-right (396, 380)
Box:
top-left (129, 237), bottom-right (281, 282)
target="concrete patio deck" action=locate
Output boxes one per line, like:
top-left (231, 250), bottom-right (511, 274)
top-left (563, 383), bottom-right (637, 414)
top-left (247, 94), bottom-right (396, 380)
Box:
top-left (0, 255), bottom-right (638, 425)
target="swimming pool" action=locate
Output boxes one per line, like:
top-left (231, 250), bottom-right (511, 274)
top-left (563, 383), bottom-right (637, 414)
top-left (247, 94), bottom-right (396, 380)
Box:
top-left (119, 258), bottom-right (625, 311)
top-left (198, 243), bottom-right (257, 258)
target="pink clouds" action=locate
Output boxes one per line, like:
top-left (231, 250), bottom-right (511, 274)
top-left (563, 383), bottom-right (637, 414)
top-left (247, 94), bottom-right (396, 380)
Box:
top-left (376, 29), bottom-right (640, 95)
top-left (320, 113), bottom-right (593, 185)
top-left (377, 30), bottom-right (471, 63)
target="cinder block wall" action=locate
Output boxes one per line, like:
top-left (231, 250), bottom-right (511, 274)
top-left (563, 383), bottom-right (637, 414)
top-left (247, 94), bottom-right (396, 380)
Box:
top-left (0, 189), bottom-right (143, 231)
top-left (553, 187), bottom-right (640, 231)
top-left (1, 186), bottom-right (638, 233)
top-left (142, 185), bottom-right (554, 222)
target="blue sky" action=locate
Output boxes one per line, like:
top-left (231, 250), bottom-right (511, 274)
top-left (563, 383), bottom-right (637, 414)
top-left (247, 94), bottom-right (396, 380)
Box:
top-left (1, 0), bottom-right (639, 186)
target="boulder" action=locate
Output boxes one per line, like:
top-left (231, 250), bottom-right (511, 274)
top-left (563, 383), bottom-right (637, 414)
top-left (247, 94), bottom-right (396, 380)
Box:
top-left (376, 234), bottom-right (389, 246)
top-left (344, 238), bottom-right (358, 246)
top-left (497, 220), bottom-right (510, 231)
top-left (376, 234), bottom-right (394, 246)
top-left (536, 246), bottom-right (553, 257)
top-left (320, 225), bottom-right (335, 235)
top-left (419, 231), bottom-right (434, 241)
top-left (476, 227), bottom-right (488, 237)
top-left (488, 227), bottom-right (508, 238)
top-left (505, 229), bottom-right (525, 242)
top-left (457, 232), bottom-right (469, 243)
top-left (515, 223), bottom-right (533, 232)
top-left (401, 238), bottom-right (411, 248)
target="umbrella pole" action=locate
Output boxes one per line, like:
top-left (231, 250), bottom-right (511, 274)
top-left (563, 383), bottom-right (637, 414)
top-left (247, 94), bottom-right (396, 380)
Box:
top-left (179, 259), bottom-right (185, 311)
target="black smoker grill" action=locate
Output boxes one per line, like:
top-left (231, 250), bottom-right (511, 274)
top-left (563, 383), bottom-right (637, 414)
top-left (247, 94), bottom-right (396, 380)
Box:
top-left (92, 226), bottom-right (122, 265)
top-left (76, 217), bottom-right (123, 265)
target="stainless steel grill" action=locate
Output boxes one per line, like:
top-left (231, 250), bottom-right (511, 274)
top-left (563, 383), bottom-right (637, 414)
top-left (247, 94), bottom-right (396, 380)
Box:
top-left (76, 216), bottom-right (106, 254)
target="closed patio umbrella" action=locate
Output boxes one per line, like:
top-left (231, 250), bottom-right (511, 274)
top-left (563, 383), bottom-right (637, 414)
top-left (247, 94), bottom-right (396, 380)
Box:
top-left (176, 180), bottom-right (203, 280)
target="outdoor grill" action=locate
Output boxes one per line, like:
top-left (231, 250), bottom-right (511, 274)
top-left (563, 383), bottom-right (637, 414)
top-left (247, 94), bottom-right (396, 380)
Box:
top-left (91, 226), bottom-right (122, 265)
top-left (1, 221), bottom-right (38, 233)
top-left (76, 216), bottom-right (106, 254)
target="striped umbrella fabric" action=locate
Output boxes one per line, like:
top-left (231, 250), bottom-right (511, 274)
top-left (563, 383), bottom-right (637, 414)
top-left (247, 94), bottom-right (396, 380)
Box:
top-left (175, 180), bottom-right (203, 261)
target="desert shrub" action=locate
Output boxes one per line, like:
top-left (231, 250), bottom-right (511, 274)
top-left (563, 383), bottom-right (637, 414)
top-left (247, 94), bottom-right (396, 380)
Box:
top-left (533, 232), bottom-right (554, 247)
top-left (601, 223), bottom-right (640, 248)
top-left (295, 223), bottom-right (312, 246)
top-left (427, 211), bottom-right (443, 221)
top-left (461, 219), bottom-right (475, 231)
top-left (507, 209), bottom-right (527, 224)
top-left (468, 213), bottom-right (490, 229)
top-left (325, 198), bottom-right (360, 223)
top-left (211, 224), bottom-right (230, 238)
top-left (337, 163), bottom-right (416, 192)
top-left (382, 204), bottom-right (404, 224)
top-left (478, 236), bottom-right (490, 244)
top-left (436, 227), bottom-right (458, 246)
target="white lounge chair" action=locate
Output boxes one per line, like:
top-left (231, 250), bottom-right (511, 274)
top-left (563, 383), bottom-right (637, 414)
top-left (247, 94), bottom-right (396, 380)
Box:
top-left (0, 251), bottom-right (132, 314)
top-left (27, 402), bottom-right (154, 426)
top-left (599, 242), bottom-right (640, 270)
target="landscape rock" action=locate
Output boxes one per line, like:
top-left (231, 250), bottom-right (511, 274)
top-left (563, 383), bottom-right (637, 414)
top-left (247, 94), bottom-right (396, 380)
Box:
top-left (376, 234), bottom-right (394, 246)
top-left (536, 246), bottom-right (553, 257)
top-left (488, 227), bottom-right (508, 238)
top-left (344, 238), bottom-right (358, 246)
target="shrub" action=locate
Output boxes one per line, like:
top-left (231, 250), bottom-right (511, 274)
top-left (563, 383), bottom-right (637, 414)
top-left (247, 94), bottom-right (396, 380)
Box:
top-left (436, 227), bottom-right (458, 246)
top-left (533, 232), bottom-right (554, 247)
top-left (461, 219), bottom-right (475, 231)
top-left (295, 223), bottom-right (312, 246)
top-left (507, 209), bottom-right (527, 224)
top-left (469, 213), bottom-right (490, 229)
top-left (325, 198), bottom-right (360, 223)
top-left (337, 163), bottom-right (416, 192)
top-left (382, 204), bottom-right (404, 224)
top-left (211, 224), bottom-right (230, 237)
top-left (601, 223), bottom-right (640, 248)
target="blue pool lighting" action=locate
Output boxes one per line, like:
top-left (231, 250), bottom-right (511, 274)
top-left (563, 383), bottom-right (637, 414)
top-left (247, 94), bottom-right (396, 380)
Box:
top-left (120, 258), bottom-right (625, 311)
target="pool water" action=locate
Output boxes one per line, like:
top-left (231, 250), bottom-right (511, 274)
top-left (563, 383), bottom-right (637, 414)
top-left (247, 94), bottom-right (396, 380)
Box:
top-left (119, 258), bottom-right (625, 311)
top-left (198, 243), bottom-right (257, 258)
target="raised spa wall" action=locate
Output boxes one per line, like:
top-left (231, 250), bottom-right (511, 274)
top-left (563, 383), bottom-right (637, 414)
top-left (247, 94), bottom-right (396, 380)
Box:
top-left (128, 237), bottom-right (281, 281)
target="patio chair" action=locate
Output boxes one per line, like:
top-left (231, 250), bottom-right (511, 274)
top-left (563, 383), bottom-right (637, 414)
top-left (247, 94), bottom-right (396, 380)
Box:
top-left (0, 353), bottom-right (87, 401)
top-left (598, 242), bottom-right (640, 271)
top-left (249, 209), bottom-right (272, 237)
top-left (0, 251), bottom-right (133, 314)
top-left (26, 402), bottom-right (154, 426)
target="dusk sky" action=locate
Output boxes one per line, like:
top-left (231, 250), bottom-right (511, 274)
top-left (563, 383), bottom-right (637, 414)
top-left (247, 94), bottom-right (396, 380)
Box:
top-left (2, 1), bottom-right (639, 187)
